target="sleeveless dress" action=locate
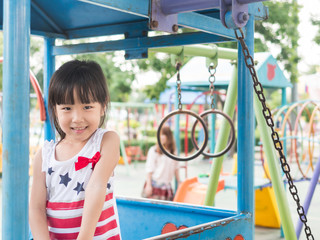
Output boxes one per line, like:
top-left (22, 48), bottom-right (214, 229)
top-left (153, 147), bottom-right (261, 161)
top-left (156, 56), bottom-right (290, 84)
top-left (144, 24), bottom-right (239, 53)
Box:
top-left (42, 128), bottom-right (121, 240)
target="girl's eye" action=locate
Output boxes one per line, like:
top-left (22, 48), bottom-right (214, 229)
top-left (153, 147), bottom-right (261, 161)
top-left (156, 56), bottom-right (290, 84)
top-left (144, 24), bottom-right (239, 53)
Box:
top-left (84, 106), bottom-right (93, 110)
top-left (62, 107), bottom-right (71, 111)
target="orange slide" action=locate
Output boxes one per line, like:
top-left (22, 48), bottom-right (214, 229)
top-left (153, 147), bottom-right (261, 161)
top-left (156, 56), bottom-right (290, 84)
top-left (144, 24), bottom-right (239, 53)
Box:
top-left (174, 177), bottom-right (224, 205)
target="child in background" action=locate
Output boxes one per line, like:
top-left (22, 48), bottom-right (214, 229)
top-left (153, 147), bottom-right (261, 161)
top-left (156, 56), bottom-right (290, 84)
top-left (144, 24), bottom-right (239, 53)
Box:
top-left (29, 60), bottom-right (121, 240)
top-left (143, 126), bottom-right (181, 201)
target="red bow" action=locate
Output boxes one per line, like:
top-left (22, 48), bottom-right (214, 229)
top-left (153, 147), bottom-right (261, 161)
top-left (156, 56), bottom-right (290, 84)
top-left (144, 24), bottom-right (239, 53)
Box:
top-left (75, 151), bottom-right (101, 171)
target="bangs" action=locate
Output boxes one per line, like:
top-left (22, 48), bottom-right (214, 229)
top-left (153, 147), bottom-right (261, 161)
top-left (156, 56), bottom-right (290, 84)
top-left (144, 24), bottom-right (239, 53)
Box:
top-left (54, 84), bottom-right (99, 105)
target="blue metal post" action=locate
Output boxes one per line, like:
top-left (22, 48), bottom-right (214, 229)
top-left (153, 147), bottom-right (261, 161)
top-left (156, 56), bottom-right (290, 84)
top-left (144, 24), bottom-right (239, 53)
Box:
top-left (2, 0), bottom-right (30, 239)
top-left (237, 18), bottom-right (255, 239)
top-left (44, 38), bottom-right (55, 141)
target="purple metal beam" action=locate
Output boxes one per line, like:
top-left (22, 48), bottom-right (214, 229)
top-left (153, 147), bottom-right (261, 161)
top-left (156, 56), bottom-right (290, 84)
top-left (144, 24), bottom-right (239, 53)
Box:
top-left (155, 0), bottom-right (268, 31)
top-left (295, 157), bottom-right (320, 239)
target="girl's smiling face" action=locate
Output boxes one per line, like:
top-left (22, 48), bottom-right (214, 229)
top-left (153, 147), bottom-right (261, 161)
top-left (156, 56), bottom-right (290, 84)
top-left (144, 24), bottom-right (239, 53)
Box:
top-left (55, 91), bottom-right (105, 143)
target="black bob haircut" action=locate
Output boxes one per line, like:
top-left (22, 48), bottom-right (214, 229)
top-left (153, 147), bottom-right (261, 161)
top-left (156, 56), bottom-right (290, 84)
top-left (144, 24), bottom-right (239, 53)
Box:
top-left (48, 60), bottom-right (110, 140)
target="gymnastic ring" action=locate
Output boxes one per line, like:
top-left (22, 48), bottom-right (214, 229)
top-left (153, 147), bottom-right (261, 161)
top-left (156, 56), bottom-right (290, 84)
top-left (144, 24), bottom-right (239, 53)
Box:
top-left (157, 109), bottom-right (209, 161)
top-left (191, 109), bottom-right (235, 158)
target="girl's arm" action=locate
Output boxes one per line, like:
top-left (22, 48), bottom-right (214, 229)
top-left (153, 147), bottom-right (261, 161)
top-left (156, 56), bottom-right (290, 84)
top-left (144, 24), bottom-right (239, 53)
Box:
top-left (144, 172), bottom-right (153, 197)
top-left (76, 131), bottom-right (120, 240)
top-left (29, 148), bottom-right (51, 240)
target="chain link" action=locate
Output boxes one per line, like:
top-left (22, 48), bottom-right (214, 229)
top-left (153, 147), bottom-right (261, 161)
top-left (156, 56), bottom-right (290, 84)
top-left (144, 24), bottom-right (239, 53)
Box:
top-left (176, 62), bottom-right (182, 110)
top-left (208, 63), bottom-right (216, 109)
top-left (235, 28), bottom-right (314, 240)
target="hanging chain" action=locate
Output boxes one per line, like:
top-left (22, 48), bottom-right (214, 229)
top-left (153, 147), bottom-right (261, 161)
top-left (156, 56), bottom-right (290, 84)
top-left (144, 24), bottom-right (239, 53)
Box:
top-left (235, 28), bottom-right (314, 240)
top-left (176, 62), bottom-right (183, 110)
top-left (208, 63), bottom-right (216, 109)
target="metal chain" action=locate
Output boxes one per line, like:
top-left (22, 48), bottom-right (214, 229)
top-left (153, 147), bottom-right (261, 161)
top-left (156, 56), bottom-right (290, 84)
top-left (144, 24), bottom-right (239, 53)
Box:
top-left (176, 62), bottom-right (182, 110)
top-left (234, 28), bottom-right (314, 240)
top-left (208, 63), bottom-right (216, 109)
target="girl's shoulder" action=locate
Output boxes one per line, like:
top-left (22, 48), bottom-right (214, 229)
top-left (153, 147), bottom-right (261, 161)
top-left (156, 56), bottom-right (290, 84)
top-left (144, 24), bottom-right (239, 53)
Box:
top-left (100, 130), bottom-right (120, 146)
top-left (93, 128), bottom-right (120, 151)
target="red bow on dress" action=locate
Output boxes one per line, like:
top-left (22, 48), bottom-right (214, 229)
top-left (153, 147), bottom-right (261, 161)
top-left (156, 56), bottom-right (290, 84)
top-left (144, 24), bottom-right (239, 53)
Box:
top-left (75, 151), bottom-right (101, 171)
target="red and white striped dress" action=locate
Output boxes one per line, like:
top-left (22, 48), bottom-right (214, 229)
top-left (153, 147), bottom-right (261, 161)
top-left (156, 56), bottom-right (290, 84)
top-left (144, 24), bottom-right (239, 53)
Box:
top-left (42, 128), bottom-right (121, 240)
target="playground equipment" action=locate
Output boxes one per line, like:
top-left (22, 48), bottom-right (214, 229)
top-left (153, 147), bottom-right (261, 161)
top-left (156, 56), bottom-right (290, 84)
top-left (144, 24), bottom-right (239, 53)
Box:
top-left (2, 1), bottom-right (316, 240)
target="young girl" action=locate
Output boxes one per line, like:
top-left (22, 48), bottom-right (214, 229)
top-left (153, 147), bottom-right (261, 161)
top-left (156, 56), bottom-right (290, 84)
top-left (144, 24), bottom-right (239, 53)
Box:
top-left (29, 60), bottom-right (121, 240)
top-left (143, 126), bottom-right (181, 201)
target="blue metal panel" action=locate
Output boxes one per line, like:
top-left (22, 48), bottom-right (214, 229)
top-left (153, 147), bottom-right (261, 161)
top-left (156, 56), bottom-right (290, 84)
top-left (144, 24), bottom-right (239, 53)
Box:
top-left (78, 0), bottom-right (149, 17)
top-left (30, 0), bottom-right (143, 33)
top-left (2, 0), bottom-right (30, 239)
top-left (146, 215), bottom-right (252, 239)
top-left (178, 12), bottom-right (235, 39)
top-left (116, 197), bottom-right (237, 239)
top-left (237, 17), bottom-right (255, 240)
top-left (43, 38), bottom-right (55, 141)
top-left (31, 1), bottom-right (63, 33)
top-left (52, 32), bottom-right (230, 56)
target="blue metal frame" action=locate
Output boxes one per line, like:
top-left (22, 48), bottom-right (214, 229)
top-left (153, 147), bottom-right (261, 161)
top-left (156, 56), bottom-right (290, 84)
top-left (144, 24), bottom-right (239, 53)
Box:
top-left (237, 17), bottom-right (255, 239)
top-left (2, 0), bottom-right (30, 238)
top-left (52, 32), bottom-right (231, 56)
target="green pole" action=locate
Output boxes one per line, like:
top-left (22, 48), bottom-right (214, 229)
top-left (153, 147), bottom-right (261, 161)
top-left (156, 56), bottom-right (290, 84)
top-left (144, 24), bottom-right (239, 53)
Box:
top-left (254, 93), bottom-right (296, 240)
top-left (204, 64), bottom-right (238, 206)
top-left (149, 45), bottom-right (237, 60)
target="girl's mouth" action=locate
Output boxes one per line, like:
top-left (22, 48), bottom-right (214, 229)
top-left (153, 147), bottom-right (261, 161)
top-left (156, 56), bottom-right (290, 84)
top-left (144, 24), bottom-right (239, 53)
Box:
top-left (72, 126), bottom-right (87, 133)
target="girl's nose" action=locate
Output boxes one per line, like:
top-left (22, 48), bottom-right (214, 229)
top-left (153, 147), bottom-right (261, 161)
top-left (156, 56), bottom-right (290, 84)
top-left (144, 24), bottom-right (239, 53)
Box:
top-left (72, 109), bottom-right (84, 122)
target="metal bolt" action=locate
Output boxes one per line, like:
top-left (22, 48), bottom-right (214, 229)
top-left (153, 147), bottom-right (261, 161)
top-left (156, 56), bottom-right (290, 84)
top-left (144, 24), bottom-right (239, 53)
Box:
top-left (150, 20), bottom-right (159, 29)
top-left (238, 12), bottom-right (249, 24)
top-left (172, 24), bottom-right (179, 33)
